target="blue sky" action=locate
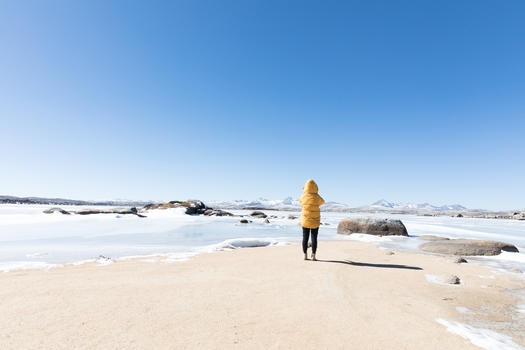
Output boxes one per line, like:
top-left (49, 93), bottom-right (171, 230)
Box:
top-left (1, 1), bottom-right (524, 210)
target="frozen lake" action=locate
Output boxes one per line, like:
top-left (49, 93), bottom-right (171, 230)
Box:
top-left (0, 204), bottom-right (524, 273)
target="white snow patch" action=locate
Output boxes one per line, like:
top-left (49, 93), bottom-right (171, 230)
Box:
top-left (425, 274), bottom-right (461, 286)
top-left (0, 261), bottom-right (63, 272)
top-left (214, 238), bottom-right (288, 250)
top-left (436, 318), bottom-right (524, 350)
top-left (25, 252), bottom-right (49, 258)
top-left (456, 306), bottom-right (474, 314)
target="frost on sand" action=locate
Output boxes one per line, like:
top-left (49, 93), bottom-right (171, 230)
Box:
top-left (436, 318), bottom-right (524, 350)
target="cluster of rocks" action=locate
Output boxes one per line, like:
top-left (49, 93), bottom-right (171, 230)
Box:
top-left (336, 216), bottom-right (519, 258)
top-left (43, 200), bottom-right (234, 218)
top-left (337, 217), bottom-right (408, 236)
top-left (335, 215), bottom-right (521, 287)
top-left (142, 200), bottom-right (232, 216)
top-left (239, 211), bottom-right (276, 224)
top-left (446, 210), bottom-right (525, 220)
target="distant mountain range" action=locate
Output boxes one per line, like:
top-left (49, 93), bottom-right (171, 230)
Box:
top-left (0, 195), bottom-right (154, 207)
top-left (206, 197), bottom-right (471, 213)
top-left (366, 199), bottom-right (467, 212)
top-left (0, 194), bottom-right (481, 213)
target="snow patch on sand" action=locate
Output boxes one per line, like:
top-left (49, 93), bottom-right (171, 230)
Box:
top-left (456, 306), bottom-right (474, 314)
top-left (0, 261), bottom-right (63, 272)
top-left (425, 274), bottom-right (461, 286)
top-left (436, 318), bottom-right (524, 350)
top-left (214, 238), bottom-right (287, 249)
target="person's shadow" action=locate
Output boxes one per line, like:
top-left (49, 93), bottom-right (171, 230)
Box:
top-left (316, 259), bottom-right (423, 270)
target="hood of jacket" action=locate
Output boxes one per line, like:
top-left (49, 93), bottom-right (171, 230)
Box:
top-left (303, 179), bottom-right (318, 194)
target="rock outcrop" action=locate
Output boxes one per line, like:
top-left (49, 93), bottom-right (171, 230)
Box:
top-left (203, 209), bottom-right (233, 217)
top-left (419, 235), bottom-right (450, 241)
top-left (419, 239), bottom-right (519, 256)
top-left (143, 200), bottom-right (232, 216)
top-left (143, 200), bottom-right (208, 215)
top-left (337, 217), bottom-right (408, 236)
top-left (44, 207), bottom-right (144, 217)
top-left (43, 207), bottom-right (71, 215)
top-left (75, 207), bottom-right (146, 217)
top-left (250, 211), bottom-right (267, 218)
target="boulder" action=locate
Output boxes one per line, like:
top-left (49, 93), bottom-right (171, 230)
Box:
top-left (239, 219), bottom-right (251, 224)
top-left (43, 207), bottom-right (71, 215)
top-left (456, 213), bottom-right (464, 218)
top-left (143, 200), bottom-right (210, 215)
top-left (250, 211), bottom-right (267, 218)
top-left (436, 274), bottom-right (461, 285)
top-left (183, 200), bottom-right (207, 215)
top-left (337, 217), bottom-right (408, 236)
top-left (203, 209), bottom-right (233, 217)
top-left (419, 239), bottom-right (519, 256)
top-left (288, 215), bottom-right (297, 220)
top-left (447, 256), bottom-right (467, 264)
top-left (419, 235), bottom-right (450, 241)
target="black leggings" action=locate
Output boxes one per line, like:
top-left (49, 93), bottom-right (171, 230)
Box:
top-left (302, 227), bottom-right (319, 254)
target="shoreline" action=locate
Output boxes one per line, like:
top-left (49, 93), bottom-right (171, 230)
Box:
top-left (1, 241), bottom-right (524, 349)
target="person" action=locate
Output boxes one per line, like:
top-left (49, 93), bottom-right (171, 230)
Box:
top-left (298, 179), bottom-right (325, 261)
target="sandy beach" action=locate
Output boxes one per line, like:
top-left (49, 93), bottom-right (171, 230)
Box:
top-left (1, 241), bottom-right (523, 350)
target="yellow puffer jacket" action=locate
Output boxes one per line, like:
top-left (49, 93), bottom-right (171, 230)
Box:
top-left (299, 179), bottom-right (325, 229)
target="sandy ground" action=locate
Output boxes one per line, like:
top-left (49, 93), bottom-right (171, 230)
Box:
top-left (0, 241), bottom-right (524, 350)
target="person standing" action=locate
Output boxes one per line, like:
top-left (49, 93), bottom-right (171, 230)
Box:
top-left (299, 179), bottom-right (325, 261)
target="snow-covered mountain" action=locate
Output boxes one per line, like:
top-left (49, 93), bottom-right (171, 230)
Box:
top-left (208, 198), bottom-right (469, 213)
top-left (367, 199), bottom-right (467, 212)
top-left (207, 197), bottom-right (301, 211)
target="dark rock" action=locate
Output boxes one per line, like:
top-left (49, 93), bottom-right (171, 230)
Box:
top-left (203, 209), bottom-right (233, 217)
top-left (250, 211), bottom-right (267, 218)
top-left (337, 217), bottom-right (408, 236)
top-left (288, 215), bottom-right (297, 220)
top-left (184, 200), bottom-right (207, 215)
top-left (43, 207), bottom-right (71, 215)
top-left (457, 213), bottom-right (464, 218)
top-left (420, 239), bottom-right (519, 256)
top-left (143, 200), bottom-right (210, 215)
top-left (239, 219), bottom-right (252, 224)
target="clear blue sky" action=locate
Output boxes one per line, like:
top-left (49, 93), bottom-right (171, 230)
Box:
top-left (1, 1), bottom-right (524, 210)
